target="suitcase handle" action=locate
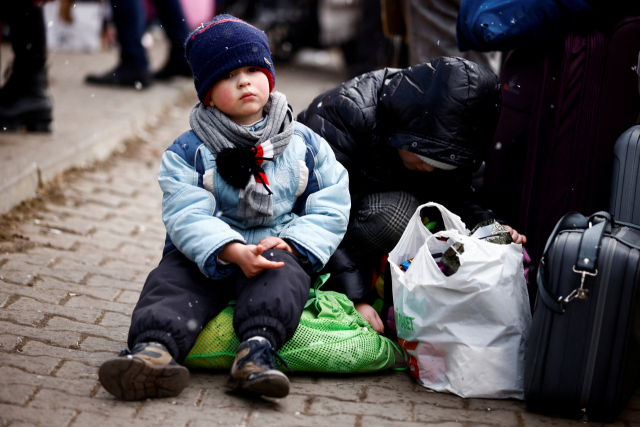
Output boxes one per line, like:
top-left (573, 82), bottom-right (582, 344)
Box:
top-left (537, 211), bottom-right (611, 313)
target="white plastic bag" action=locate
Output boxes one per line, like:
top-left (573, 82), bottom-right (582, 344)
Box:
top-left (390, 203), bottom-right (531, 399)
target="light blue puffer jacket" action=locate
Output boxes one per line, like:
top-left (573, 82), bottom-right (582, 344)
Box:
top-left (158, 120), bottom-right (350, 280)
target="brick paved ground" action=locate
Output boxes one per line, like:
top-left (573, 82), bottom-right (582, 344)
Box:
top-left (1, 84), bottom-right (639, 427)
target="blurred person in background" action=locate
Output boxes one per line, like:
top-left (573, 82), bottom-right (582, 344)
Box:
top-left (381, 0), bottom-right (500, 73)
top-left (85, 0), bottom-right (191, 88)
top-left (0, 0), bottom-right (53, 132)
top-left (220, 0), bottom-right (390, 78)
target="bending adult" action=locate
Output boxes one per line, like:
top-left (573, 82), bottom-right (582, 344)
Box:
top-left (297, 57), bottom-right (526, 307)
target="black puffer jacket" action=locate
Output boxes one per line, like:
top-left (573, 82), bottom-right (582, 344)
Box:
top-left (299, 57), bottom-right (502, 226)
top-left (298, 57), bottom-right (503, 302)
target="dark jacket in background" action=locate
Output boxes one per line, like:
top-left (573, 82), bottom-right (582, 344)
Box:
top-left (298, 57), bottom-right (503, 302)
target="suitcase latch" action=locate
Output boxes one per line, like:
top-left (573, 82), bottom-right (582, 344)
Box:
top-left (560, 266), bottom-right (598, 307)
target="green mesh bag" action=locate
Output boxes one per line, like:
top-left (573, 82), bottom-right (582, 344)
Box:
top-left (183, 276), bottom-right (396, 373)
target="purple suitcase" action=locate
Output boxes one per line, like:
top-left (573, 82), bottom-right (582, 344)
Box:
top-left (482, 16), bottom-right (640, 268)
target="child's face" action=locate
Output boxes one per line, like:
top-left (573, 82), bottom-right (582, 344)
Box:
top-left (397, 149), bottom-right (436, 172)
top-left (209, 66), bottom-right (270, 125)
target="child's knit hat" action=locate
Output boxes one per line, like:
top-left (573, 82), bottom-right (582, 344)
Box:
top-left (185, 15), bottom-right (276, 104)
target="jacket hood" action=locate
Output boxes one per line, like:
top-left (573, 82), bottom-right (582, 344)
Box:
top-left (381, 57), bottom-right (501, 170)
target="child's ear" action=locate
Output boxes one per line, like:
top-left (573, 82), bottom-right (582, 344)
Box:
top-left (208, 98), bottom-right (215, 107)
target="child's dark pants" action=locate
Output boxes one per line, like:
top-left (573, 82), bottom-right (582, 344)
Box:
top-left (127, 249), bottom-right (310, 363)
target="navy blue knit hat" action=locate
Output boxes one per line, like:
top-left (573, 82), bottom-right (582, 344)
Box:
top-left (185, 15), bottom-right (276, 104)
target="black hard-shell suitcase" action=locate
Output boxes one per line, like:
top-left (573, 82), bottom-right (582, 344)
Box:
top-left (610, 125), bottom-right (640, 225)
top-left (525, 211), bottom-right (640, 422)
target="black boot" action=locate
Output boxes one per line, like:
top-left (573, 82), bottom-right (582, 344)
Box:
top-left (0, 69), bottom-right (53, 133)
top-left (0, 3), bottom-right (52, 132)
top-left (85, 64), bottom-right (152, 89)
top-left (153, 54), bottom-right (192, 81)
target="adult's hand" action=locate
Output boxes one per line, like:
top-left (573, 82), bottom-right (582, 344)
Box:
top-left (354, 303), bottom-right (384, 333)
top-left (504, 225), bottom-right (527, 245)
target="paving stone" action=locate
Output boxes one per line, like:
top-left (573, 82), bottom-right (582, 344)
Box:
top-left (38, 266), bottom-right (88, 284)
top-left (54, 360), bottom-right (99, 380)
top-left (115, 290), bottom-right (142, 305)
top-left (0, 268), bottom-right (42, 286)
top-left (1, 255), bottom-right (55, 271)
top-left (66, 295), bottom-right (134, 314)
top-left (186, 372), bottom-right (229, 389)
top-left (44, 202), bottom-right (113, 222)
top-left (317, 370), bottom-right (414, 389)
top-left (46, 317), bottom-right (128, 342)
top-left (0, 403), bottom-right (75, 426)
top-left (246, 411), bottom-right (356, 427)
top-left (5, 297), bottom-right (101, 324)
top-left (288, 375), bottom-right (319, 384)
top-left (0, 321), bottom-right (81, 347)
top-left (18, 224), bottom-right (80, 251)
top-left (415, 404), bottom-right (519, 427)
top-left (0, 291), bottom-right (11, 307)
top-left (136, 399), bottom-right (248, 423)
top-left (85, 274), bottom-right (144, 292)
top-left (71, 412), bottom-right (184, 427)
top-left (363, 385), bottom-right (418, 405)
top-left (519, 411), bottom-right (627, 426)
top-left (99, 312), bottom-right (131, 328)
top-left (21, 341), bottom-right (113, 367)
top-left (81, 336), bottom-right (126, 353)
top-left (90, 229), bottom-right (158, 251)
top-left (199, 385), bottom-right (297, 412)
top-left (32, 276), bottom-right (119, 301)
top-left (36, 217), bottom-right (96, 237)
top-left (0, 366), bottom-right (97, 397)
top-left (42, 248), bottom-right (104, 266)
top-left (0, 333), bottom-right (19, 351)
top-left (93, 261), bottom-right (148, 281)
top-left (117, 244), bottom-right (162, 264)
top-left (31, 388), bottom-right (139, 418)
top-left (65, 231), bottom-right (122, 251)
top-left (289, 381), bottom-right (360, 402)
top-left (0, 383), bottom-right (37, 405)
top-left (408, 388), bottom-right (466, 409)
top-left (0, 307), bottom-right (46, 325)
top-left (360, 418), bottom-right (463, 427)
top-left (73, 193), bottom-right (128, 209)
top-left (0, 352), bottom-right (61, 375)
top-left (466, 397), bottom-right (527, 412)
top-left (309, 396), bottom-right (412, 421)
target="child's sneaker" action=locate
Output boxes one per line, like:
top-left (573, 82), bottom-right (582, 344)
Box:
top-left (99, 342), bottom-right (189, 400)
top-left (226, 338), bottom-right (291, 398)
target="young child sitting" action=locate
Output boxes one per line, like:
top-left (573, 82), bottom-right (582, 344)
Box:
top-left (98, 15), bottom-right (351, 400)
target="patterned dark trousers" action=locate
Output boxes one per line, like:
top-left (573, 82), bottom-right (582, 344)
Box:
top-left (344, 191), bottom-right (421, 259)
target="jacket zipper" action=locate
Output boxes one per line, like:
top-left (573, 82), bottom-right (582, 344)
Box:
top-left (579, 228), bottom-right (629, 412)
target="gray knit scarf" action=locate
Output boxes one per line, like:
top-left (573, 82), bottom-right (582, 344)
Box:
top-left (189, 91), bottom-right (294, 218)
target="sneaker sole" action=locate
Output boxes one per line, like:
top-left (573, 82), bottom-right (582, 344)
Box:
top-left (226, 371), bottom-right (290, 398)
top-left (99, 357), bottom-right (189, 401)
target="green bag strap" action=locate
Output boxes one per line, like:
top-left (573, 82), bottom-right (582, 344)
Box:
top-left (389, 341), bottom-right (408, 371)
top-left (304, 273), bottom-right (331, 311)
